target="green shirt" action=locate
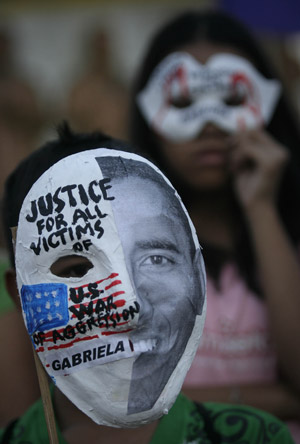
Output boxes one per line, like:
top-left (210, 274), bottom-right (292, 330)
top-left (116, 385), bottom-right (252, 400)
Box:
top-left (0, 393), bottom-right (294, 443)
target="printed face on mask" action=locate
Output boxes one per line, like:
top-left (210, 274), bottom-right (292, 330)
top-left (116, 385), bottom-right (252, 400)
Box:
top-left (137, 52), bottom-right (281, 142)
top-left (15, 149), bottom-right (206, 427)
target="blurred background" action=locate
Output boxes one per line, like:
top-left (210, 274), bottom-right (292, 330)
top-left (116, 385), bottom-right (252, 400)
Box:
top-left (0, 0), bottom-right (299, 144)
top-left (0, 0), bottom-right (299, 245)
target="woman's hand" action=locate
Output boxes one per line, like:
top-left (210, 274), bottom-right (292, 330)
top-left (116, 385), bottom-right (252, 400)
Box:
top-left (229, 129), bottom-right (289, 212)
top-left (229, 129), bottom-right (300, 393)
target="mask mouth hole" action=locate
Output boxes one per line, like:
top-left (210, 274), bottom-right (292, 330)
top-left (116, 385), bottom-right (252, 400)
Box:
top-left (50, 255), bottom-right (94, 278)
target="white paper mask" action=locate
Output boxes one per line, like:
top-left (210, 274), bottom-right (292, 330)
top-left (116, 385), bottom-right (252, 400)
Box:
top-left (137, 52), bottom-right (281, 142)
top-left (15, 149), bottom-right (206, 427)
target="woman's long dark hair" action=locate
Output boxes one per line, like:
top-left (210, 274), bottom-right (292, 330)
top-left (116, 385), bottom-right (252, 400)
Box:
top-left (130, 10), bottom-right (300, 295)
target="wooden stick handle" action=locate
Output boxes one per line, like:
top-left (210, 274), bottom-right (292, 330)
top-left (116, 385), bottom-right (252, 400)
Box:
top-left (33, 346), bottom-right (59, 444)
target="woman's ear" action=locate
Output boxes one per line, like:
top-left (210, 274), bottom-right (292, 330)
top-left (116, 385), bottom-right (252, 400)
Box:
top-left (5, 268), bottom-right (21, 310)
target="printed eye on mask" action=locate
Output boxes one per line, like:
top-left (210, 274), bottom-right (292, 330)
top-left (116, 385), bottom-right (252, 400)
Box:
top-left (137, 52), bottom-right (281, 142)
top-left (15, 148), bottom-right (206, 427)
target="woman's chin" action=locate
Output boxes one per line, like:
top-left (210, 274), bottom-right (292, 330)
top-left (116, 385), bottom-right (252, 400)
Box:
top-left (185, 169), bottom-right (230, 192)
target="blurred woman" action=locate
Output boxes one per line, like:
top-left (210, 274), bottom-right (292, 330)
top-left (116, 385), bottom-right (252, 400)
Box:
top-left (130, 10), bottom-right (300, 441)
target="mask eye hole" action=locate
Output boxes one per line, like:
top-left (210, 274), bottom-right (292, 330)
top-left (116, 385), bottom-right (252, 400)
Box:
top-left (224, 92), bottom-right (246, 107)
top-left (51, 255), bottom-right (94, 278)
top-left (169, 96), bottom-right (193, 108)
top-left (224, 83), bottom-right (248, 107)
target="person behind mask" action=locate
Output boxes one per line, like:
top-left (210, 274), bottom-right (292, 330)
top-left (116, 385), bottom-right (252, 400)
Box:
top-left (1, 123), bottom-right (294, 443)
top-left (130, 9), bottom-right (300, 443)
